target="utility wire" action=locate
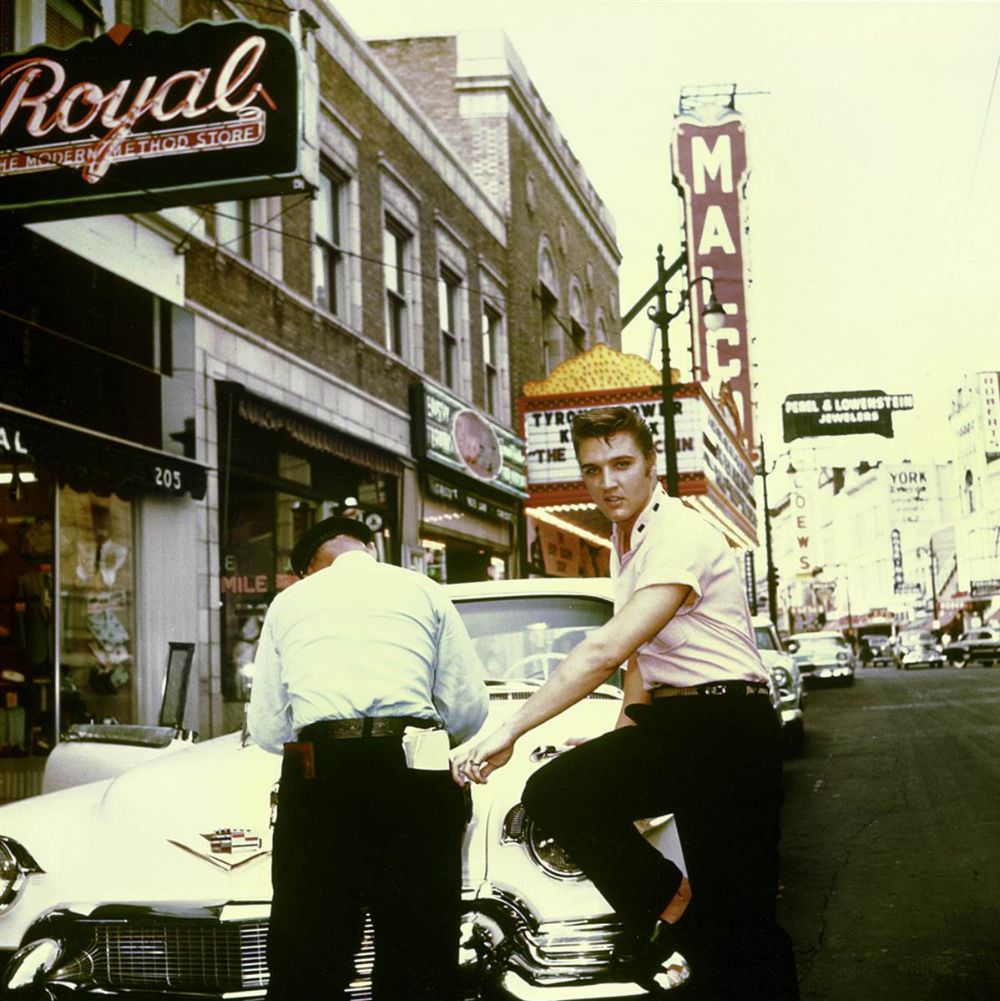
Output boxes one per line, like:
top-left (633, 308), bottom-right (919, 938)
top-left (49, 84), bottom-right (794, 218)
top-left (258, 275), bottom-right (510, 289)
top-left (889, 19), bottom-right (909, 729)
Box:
top-left (961, 48), bottom-right (1000, 239)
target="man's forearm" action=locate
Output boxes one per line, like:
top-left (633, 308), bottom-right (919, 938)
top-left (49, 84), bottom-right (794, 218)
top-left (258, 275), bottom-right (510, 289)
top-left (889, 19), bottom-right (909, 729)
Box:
top-left (504, 642), bottom-right (618, 741)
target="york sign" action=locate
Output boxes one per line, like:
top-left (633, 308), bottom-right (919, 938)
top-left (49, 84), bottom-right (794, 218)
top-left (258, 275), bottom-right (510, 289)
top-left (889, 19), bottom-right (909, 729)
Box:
top-left (0, 19), bottom-right (301, 222)
top-left (672, 110), bottom-right (754, 453)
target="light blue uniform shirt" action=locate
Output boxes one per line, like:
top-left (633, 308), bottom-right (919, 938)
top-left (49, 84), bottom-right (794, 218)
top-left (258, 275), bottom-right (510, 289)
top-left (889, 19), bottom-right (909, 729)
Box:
top-left (248, 550), bottom-right (489, 753)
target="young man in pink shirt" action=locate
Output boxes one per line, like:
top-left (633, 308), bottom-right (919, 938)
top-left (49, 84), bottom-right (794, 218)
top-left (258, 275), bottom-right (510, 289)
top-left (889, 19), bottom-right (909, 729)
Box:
top-left (453, 407), bottom-right (797, 1000)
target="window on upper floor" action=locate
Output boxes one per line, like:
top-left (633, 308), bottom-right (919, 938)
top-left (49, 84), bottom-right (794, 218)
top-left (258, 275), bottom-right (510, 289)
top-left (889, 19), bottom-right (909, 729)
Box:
top-left (315, 163), bottom-right (348, 317)
top-left (438, 266), bottom-right (462, 392)
top-left (964, 469), bottom-right (976, 515)
top-left (0, 1), bottom-right (13, 51)
top-left (115, 0), bottom-right (180, 30)
top-left (47, 0), bottom-right (96, 45)
top-left (594, 311), bottom-right (609, 344)
top-left (115, 0), bottom-right (144, 25)
top-left (383, 216), bottom-right (410, 358)
top-left (215, 200), bottom-right (253, 261)
top-left (482, 303), bottom-right (502, 417)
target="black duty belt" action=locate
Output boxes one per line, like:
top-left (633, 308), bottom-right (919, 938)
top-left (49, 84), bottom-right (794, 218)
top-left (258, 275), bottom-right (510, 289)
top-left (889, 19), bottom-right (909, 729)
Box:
top-left (298, 717), bottom-right (438, 741)
top-left (650, 680), bottom-right (770, 699)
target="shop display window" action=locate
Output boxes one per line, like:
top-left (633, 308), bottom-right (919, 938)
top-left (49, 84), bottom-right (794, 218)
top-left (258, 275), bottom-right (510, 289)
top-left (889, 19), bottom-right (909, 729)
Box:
top-left (58, 487), bottom-right (136, 731)
top-left (0, 462), bottom-right (55, 757)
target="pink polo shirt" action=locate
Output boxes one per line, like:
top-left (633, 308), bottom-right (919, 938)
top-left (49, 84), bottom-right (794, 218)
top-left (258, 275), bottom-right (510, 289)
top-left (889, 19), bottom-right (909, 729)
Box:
top-left (611, 485), bottom-right (767, 690)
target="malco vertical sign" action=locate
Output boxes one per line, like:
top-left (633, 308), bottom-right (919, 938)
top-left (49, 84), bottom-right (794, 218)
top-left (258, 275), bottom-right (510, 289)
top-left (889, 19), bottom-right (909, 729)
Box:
top-left (672, 108), bottom-right (755, 454)
top-left (0, 19), bottom-right (301, 222)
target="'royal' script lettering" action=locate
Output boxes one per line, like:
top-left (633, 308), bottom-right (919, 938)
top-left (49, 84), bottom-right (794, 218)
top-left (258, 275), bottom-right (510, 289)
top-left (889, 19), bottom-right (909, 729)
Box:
top-left (0, 35), bottom-right (274, 183)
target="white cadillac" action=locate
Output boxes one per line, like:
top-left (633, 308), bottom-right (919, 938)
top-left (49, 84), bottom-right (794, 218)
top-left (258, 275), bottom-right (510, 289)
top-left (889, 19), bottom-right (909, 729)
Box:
top-left (0, 578), bottom-right (692, 1001)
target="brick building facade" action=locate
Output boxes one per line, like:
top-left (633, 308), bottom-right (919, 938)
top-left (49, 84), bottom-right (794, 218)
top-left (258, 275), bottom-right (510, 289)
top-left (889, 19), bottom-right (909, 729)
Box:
top-left (0, 0), bottom-right (622, 760)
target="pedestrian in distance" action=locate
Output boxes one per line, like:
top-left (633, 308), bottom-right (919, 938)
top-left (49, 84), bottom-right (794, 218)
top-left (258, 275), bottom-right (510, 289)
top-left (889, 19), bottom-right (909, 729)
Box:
top-left (452, 407), bottom-right (798, 1000)
top-left (248, 516), bottom-right (489, 1001)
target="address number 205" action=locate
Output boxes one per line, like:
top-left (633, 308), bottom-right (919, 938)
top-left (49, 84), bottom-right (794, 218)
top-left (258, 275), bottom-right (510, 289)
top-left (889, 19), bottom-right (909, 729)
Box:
top-left (154, 466), bottom-right (183, 491)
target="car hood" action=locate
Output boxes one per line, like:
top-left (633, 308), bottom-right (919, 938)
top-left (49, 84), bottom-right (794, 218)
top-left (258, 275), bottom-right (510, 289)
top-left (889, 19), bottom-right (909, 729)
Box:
top-left (0, 691), bottom-right (625, 939)
top-left (757, 650), bottom-right (795, 672)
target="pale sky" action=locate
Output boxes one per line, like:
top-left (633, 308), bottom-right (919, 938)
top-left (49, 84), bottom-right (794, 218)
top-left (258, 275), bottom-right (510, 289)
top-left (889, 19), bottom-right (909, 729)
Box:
top-left (329, 0), bottom-right (1000, 463)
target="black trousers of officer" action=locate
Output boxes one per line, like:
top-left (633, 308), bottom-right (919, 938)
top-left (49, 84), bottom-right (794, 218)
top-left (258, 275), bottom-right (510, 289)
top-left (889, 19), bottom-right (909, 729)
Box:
top-left (266, 731), bottom-right (466, 1001)
top-left (522, 693), bottom-right (799, 1001)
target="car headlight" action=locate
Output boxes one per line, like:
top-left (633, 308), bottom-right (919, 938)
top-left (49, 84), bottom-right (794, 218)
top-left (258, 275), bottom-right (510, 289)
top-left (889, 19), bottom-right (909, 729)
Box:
top-left (503, 804), bottom-right (583, 880)
top-left (836, 652), bottom-right (849, 662)
top-left (771, 666), bottom-right (791, 689)
top-left (0, 837), bottom-right (43, 911)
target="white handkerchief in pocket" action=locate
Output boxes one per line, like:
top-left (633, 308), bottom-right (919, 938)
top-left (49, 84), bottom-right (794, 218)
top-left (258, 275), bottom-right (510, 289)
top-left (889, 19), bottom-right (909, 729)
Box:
top-left (402, 727), bottom-right (450, 770)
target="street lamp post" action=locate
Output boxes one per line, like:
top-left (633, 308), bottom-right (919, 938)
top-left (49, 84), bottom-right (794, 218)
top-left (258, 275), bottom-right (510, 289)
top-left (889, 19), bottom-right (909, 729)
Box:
top-left (645, 245), bottom-right (726, 496)
top-left (758, 436), bottom-right (779, 627)
top-left (917, 540), bottom-right (940, 632)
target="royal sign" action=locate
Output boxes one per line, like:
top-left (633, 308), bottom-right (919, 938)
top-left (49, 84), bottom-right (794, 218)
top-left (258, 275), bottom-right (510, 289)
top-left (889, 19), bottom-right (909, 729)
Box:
top-left (672, 108), bottom-right (755, 453)
top-left (0, 20), bottom-right (302, 222)
top-left (782, 390), bottom-right (914, 442)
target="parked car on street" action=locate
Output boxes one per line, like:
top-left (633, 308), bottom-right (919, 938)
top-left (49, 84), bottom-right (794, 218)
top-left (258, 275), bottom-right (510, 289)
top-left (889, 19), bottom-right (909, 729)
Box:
top-left (861, 634), bottom-right (899, 669)
top-left (752, 614), bottom-right (806, 754)
top-left (943, 627), bottom-right (1000, 668)
top-left (895, 630), bottom-right (947, 670)
top-left (0, 578), bottom-right (698, 1001)
top-left (786, 630), bottom-right (856, 685)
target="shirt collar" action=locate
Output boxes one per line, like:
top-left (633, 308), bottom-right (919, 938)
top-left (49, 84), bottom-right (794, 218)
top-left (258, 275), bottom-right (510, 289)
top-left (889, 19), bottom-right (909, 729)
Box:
top-left (611, 482), bottom-right (668, 571)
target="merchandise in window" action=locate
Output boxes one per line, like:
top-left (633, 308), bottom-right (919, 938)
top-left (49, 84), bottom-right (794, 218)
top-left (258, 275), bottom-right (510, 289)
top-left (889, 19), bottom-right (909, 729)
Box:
top-left (58, 486), bottom-right (136, 733)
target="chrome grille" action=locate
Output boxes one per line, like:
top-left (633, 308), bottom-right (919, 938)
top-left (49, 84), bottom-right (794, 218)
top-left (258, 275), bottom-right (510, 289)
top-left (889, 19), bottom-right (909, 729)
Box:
top-left (72, 913), bottom-right (376, 998)
top-left (91, 922), bottom-right (268, 991)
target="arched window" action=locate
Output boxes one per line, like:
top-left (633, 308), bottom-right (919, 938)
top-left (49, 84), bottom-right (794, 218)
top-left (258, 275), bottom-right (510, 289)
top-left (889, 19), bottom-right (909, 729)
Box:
top-left (594, 309), bottom-right (608, 344)
top-left (964, 469), bottom-right (976, 514)
top-left (538, 236), bottom-right (561, 372)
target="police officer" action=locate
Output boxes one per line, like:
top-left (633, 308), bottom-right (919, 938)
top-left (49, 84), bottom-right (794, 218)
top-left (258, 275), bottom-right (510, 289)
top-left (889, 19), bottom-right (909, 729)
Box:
top-left (249, 516), bottom-right (488, 1001)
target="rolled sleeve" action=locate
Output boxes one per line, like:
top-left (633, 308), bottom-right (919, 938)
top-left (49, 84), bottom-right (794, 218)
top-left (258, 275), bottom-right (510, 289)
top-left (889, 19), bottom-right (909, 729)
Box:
top-left (431, 598), bottom-right (489, 744)
top-left (247, 614), bottom-right (293, 754)
top-left (632, 531), bottom-right (706, 614)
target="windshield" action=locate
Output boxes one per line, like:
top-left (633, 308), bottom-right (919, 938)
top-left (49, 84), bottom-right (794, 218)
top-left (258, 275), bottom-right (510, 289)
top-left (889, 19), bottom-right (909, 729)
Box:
top-left (754, 625), bottom-right (779, 651)
top-left (792, 635), bottom-right (849, 653)
top-left (454, 594), bottom-right (612, 683)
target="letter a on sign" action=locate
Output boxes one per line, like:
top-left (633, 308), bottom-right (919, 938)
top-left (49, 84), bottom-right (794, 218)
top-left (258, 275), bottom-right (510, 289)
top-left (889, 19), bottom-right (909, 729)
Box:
top-left (698, 205), bottom-right (737, 255)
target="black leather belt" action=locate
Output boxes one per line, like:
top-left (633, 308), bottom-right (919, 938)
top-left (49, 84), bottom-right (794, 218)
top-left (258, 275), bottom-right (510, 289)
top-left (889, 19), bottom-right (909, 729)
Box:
top-left (298, 717), bottom-right (437, 741)
top-left (650, 680), bottom-right (770, 699)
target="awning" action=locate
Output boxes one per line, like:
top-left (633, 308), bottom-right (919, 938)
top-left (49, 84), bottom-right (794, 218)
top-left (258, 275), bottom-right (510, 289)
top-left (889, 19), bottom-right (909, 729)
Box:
top-left (0, 403), bottom-right (207, 500)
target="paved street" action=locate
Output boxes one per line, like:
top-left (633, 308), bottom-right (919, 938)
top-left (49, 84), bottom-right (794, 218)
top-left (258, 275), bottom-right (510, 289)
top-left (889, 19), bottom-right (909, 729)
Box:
top-left (777, 665), bottom-right (1000, 1001)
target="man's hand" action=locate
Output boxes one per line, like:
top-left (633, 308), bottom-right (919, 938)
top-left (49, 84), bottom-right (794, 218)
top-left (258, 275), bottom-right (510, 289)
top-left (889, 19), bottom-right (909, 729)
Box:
top-left (450, 725), bottom-right (516, 786)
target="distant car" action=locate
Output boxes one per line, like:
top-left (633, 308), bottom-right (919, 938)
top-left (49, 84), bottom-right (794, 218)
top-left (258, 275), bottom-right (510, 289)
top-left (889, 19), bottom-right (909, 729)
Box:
top-left (863, 634), bottom-right (899, 668)
top-left (752, 615), bottom-right (806, 754)
top-left (896, 630), bottom-right (946, 670)
top-left (786, 630), bottom-right (856, 685)
top-left (944, 627), bottom-right (1000, 668)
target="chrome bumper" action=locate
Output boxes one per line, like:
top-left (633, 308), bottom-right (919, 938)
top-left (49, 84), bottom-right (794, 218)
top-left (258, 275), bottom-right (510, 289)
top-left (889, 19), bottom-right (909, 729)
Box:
top-left (4, 892), bottom-right (682, 1001)
top-left (460, 885), bottom-right (682, 999)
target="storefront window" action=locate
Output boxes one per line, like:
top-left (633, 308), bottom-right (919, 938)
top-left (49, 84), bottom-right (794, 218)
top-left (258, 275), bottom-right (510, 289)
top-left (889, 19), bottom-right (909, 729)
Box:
top-left (0, 460), bottom-right (55, 761)
top-left (58, 486), bottom-right (136, 731)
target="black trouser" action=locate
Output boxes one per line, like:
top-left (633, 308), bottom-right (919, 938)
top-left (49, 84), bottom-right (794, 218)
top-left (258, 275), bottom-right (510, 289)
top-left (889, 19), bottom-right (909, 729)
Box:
top-left (522, 695), bottom-right (799, 1001)
top-left (266, 733), bottom-right (466, 1001)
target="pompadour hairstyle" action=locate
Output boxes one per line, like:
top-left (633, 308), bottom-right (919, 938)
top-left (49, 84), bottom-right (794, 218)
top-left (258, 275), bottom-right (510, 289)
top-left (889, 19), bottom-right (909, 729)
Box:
top-left (570, 406), bottom-right (656, 460)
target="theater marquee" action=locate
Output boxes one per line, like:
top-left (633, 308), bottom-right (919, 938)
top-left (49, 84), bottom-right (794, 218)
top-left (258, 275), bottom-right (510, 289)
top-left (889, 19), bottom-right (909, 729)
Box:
top-left (0, 19), bottom-right (303, 222)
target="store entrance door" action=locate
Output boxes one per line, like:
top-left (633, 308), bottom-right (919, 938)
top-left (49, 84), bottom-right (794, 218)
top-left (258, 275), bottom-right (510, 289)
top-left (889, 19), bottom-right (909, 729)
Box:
top-left (442, 539), bottom-right (491, 584)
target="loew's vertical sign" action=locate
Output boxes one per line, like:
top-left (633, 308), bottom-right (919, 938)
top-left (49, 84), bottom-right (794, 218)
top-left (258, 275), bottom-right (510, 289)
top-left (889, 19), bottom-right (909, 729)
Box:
top-left (0, 19), bottom-right (303, 222)
top-left (672, 108), bottom-right (755, 454)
